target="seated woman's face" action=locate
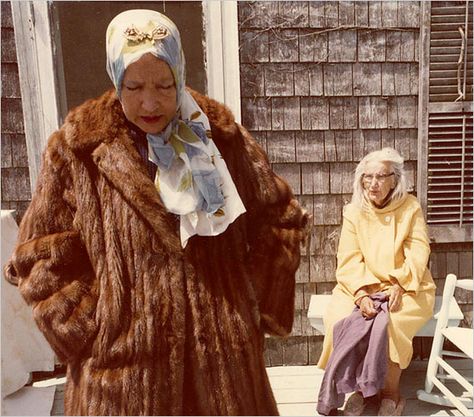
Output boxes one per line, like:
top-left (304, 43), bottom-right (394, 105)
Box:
top-left (362, 161), bottom-right (395, 206)
top-left (121, 53), bottom-right (177, 134)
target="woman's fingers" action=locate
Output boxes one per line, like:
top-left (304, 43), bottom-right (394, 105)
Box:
top-left (388, 288), bottom-right (403, 312)
top-left (360, 298), bottom-right (377, 318)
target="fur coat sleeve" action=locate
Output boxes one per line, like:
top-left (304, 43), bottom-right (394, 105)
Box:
top-left (4, 132), bottom-right (98, 363)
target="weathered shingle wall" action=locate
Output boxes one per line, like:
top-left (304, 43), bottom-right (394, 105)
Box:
top-left (1, 1), bottom-right (31, 223)
top-left (239, 1), bottom-right (472, 365)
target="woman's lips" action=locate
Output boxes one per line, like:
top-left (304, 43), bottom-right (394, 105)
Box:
top-left (141, 115), bottom-right (160, 124)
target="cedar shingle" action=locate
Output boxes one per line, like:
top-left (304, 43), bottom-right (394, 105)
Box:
top-left (359, 96), bottom-right (388, 129)
top-left (239, 31), bottom-right (269, 63)
top-left (301, 97), bottom-right (329, 130)
top-left (301, 162), bottom-right (329, 194)
top-left (269, 29), bottom-right (298, 62)
top-left (339, 1), bottom-right (355, 26)
top-left (266, 131), bottom-right (295, 162)
top-left (358, 30), bottom-right (386, 62)
top-left (328, 29), bottom-right (357, 62)
top-left (295, 131), bottom-right (325, 162)
top-left (265, 63), bottom-right (294, 96)
top-left (354, 63), bottom-right (382, 96)
top-left (323, 63), bottom-right (352, 96)
top-left (299, 31), bottom-right (328, 63)
top-left (240, 64), bottom-right (265, 98)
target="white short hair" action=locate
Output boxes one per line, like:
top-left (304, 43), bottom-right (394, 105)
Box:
top-left (351, 147), bottom-right (407, 209)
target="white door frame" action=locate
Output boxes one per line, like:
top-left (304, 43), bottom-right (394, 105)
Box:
top-left (203, 1), bottom-right (241, 123)
top-left (11, 1), bottom-right (65, 190)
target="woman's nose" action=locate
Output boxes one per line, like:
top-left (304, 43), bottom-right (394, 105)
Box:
top-left (141, 92), bottom-right (159, 112)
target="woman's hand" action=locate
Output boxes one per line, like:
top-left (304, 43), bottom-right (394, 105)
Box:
top-left (356, 296), bottom-right (377, 319)
top-left (388, 283), bottom-right (405, 312)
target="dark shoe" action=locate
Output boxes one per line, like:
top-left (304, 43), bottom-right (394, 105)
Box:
top-left (378, 397), bottom-right (406, 416)
top-left (343, 392), bottom-right (367, 416)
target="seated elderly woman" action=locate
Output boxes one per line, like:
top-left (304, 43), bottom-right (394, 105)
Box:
top-left (316, 148), bottom-right (435, 416)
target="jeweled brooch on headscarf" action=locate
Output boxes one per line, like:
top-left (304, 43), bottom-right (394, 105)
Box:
top-left (124, 24), bottom-right (168, 44)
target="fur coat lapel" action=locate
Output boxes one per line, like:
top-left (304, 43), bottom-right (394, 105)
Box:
top-left (63, 89), bottom-right (181, 251)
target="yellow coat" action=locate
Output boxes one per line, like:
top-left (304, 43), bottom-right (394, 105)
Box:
top-left (318, 194), bottom-right (436, 370)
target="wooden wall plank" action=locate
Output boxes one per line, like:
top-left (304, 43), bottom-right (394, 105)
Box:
top-left (278, 1), bottom-right (309, 28)
top-left (386, 31), bottom-right (401, 62)
top-left (324, 63), bottom-right (352, 96)
top-left (238, 1), bottom-right (278, 29)
top-left (301, 162), bottom-right (330, 195)
top-left (325, 1), bottom-right (339, 27)
top-left (1, 134), bottom-right (12, 168)
top-left (10, 133), bottom-right (28, 167)
top-left (390, 96), bottom-right (417, 128)
top-left (358, 30), bottom-right (386, 61)
top-left (294, 63), bottom-right (324, 96)
top-left (339, 1), bottom-right (355, 26)
top-left (295, 131), bottom-right (325, 162)
top-left (394, 129), bottom-right (411, 161)
top-left (1, 98), bottom-right (24, 133)
top-left (239, 30), bottom-right (269, 63)
top-left (398, 1), bottom-right (420, 28)
top-left (1, 28), bottom-right (17, 63)
top-left (400, 31), bottom-right (416, 61)
top-left (330, 162), bottom-right (356, 194)
top-left (353, 129), bottom-right (382, 160)
top-left (324, 131), bottom-right (337, 161)
top-left (381, 129), bottom-right (395, 149)
top-left (272, 163), bottom-right (301, 195)
top-left (309, 1), bottom-right (325, 28)
top-left (266, 131), bottom-right (295, 163)
top-left (1, 62), bottom-right (20, 98)
top-left (334, 130), bottom-right (353, 161)
top-left (329, 97), bottom-right (358, 129)
top-left (269, 29), bottom-right (299, 62)
top-left (1, 167), bottom-right (31, 201)
top-left (311, 194), bottom-right (342, 224)
top-left (241, 97), bottom-right (271, 130)
top-left (240, 64), bottom-right (264, 98)
top-left (382, 1), bottom-right (398, 27)
top-left (265, 63), bottom-right (294, 96)
top-left (301, 97), bottom-right (329, 130)
top-left (299, 31), bottom-right (328, 62)
top-left (354, 63), bottom-right (382, 96)
top-left (272, 97), bottom-right (301, 130)
top-left (355, 1), bottom-right (369, 26)
top-left (368, 1), bottom-right (382, 28)
top-left (310, 254), bottom-right (337, 282)
top-left (328, 29), bottom-right (357, 62)
top-left (382, 63), bottom-right (396, 95)
top-left (359, 97), bottom-right (388, 129)
top-left (1, 1), bottom-right (14, 28)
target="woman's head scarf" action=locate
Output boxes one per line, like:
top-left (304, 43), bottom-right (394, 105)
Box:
top-left (106, 9), bottom-right (245, 247)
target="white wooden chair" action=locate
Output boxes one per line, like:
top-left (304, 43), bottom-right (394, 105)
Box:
top-left (417, 273), bottom-right (473, 416)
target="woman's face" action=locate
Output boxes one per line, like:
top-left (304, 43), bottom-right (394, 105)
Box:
top-left (121, 53), bottom-right (177, 134)
top-left (362, 161), bottom-right (396, 206)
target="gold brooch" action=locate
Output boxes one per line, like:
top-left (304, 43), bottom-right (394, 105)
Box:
top-left (124, 24), bottom-right (168, 44)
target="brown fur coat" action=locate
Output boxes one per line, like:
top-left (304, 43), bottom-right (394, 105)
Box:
top-left (5, 89), bottom-right (308, 416)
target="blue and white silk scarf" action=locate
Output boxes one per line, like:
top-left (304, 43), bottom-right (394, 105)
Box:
top-left (106, 9), bottom-right (245, 247)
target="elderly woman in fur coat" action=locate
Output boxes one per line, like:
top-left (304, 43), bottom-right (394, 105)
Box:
top-left (4, 9), bottom-right (308, 416)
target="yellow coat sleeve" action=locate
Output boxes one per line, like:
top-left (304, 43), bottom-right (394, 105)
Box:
top-left (336, 205), bottom-right (381, 297)
top-left (388, 205), bottom-right (431, 293)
